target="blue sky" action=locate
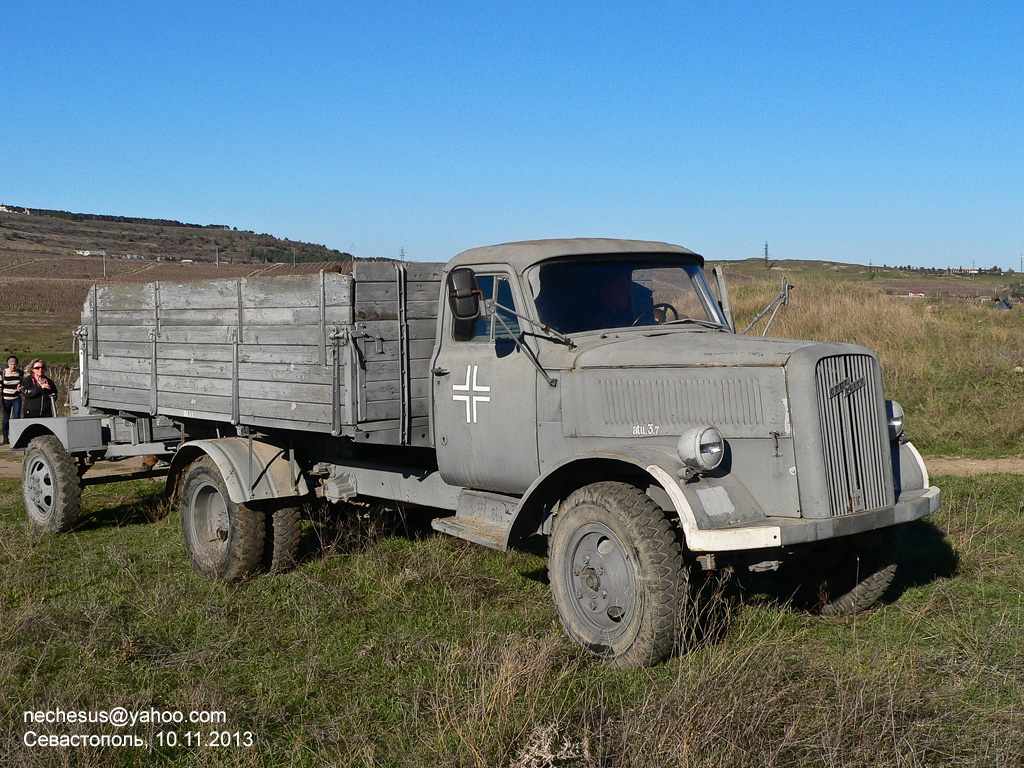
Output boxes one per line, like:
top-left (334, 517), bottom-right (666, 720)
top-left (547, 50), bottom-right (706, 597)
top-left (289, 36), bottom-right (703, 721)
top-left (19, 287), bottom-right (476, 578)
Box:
top-left (2, 2), bottom-right (1022, 268)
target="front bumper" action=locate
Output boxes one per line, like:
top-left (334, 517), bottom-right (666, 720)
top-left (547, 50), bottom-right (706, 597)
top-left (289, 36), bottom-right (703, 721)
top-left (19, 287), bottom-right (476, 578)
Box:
top-left (647, 462), bottom-right (940, 553)
top-left (687, 486), bottom-right (939, 552)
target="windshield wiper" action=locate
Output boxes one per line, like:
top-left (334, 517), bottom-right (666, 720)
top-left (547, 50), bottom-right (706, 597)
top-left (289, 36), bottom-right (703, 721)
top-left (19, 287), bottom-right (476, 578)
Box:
top-left (661, 317), bottom-right (729, 330)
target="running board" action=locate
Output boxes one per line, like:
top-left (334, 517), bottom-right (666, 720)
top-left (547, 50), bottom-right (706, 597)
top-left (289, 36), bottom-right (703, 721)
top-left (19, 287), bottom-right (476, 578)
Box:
top-left (429, 488), bottom-right (520, 550)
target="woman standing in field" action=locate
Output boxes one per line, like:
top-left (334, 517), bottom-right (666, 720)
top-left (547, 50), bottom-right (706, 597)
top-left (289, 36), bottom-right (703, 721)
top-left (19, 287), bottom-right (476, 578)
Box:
top-left (2, 356), bottom-right (23, 443)
top-left (21, 359), bottom-right (58, 419)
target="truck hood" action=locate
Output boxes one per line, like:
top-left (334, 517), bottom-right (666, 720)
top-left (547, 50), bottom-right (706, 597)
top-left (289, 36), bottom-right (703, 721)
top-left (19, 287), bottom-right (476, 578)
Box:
top-left (551, 330), bottom-right (877, 441)
top-left (554, 330), bottom-right (821, 370)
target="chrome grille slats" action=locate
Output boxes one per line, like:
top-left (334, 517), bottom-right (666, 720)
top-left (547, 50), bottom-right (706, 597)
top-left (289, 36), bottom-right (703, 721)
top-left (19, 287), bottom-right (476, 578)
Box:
top-left (814, 355), bottom-right (889, 516)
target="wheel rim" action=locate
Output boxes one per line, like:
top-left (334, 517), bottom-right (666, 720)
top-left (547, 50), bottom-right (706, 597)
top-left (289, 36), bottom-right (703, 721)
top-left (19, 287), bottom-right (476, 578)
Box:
top-left (25, 455), bottom-right (56, 521)
top-left (188, 481), bottom-right (231, 566)
top-left (563, 522), bottom-right (638, 641)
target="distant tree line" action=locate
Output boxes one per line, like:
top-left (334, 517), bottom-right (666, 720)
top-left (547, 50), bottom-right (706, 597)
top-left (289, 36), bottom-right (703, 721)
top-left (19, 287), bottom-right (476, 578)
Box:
top-left (22, 207), bottom-right (228, 229)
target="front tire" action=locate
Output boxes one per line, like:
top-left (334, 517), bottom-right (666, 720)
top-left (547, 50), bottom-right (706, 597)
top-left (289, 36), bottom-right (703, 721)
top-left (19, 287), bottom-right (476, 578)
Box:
top-left (549, 482), bottom-right (689, 668)
top-left (23, 436), bottom-right (82, 532)
top-left (810, 530), bottom-right (898, 616)
top-left (180, 456), bottom-right (265, 582)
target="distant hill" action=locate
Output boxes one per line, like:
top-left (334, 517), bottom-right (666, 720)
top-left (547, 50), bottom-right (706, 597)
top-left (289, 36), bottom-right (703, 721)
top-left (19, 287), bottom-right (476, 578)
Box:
top-left (0, 205), bottom-right (356, 265)
top-left (0, 206), bottom-right (378, 363)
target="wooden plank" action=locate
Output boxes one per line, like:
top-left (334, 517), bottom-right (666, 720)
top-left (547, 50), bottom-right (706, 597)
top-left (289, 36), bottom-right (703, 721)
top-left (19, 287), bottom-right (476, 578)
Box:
top-left (354, 300), bottom-right (438, 322)
top-left (354, 281), bottom-right (441, 305)
top-left (158, 281), bottom-right (238, 310)
top-left (95, 283), bottom-right (155, 311)
top-left (157, 392), bottom-right (234, 414)
top-left (94, 309), bottom-right (158, 327)
top-left (237, 380), bottom-right (334, 405)
top-left (355, 319), bottom-right (435, 342)
top-left (237, 361), bottom-right (333, 384)
top-left (238, 398), bottom-right (334, 425)
top-left (88, 385), bottom-right (150, 408)
top-left (362, 396), bottom-right (429, 423)
top-left (354, 263), bottom-right (399, 282)
top-left (93, 341), bottom-right (235, 363)
top-left (358, 338), bottom-right (435, 362)
top-left (362, 378), bottom-right (430, 402)
top-left (241, 274), bottom-right (351, 309)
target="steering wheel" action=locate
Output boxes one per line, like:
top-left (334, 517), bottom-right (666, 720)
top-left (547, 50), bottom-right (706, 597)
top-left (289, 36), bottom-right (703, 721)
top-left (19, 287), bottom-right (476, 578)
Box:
top-left (632, 302), bottom-right (680, 326)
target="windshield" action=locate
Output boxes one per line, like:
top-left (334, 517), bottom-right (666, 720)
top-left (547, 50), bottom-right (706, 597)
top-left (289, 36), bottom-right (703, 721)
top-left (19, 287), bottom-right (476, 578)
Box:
top-left (528, 257), bottom-right (728, 334)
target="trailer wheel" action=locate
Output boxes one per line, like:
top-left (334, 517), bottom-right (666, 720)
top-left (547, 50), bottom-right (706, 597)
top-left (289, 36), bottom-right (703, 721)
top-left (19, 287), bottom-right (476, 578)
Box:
top-left (263, 503), bottom-right (301, 573)
top-left (22, 436), bottom-right (82, 532)
top-left (811, 530), bottom-right (898, 616)
top-left (180, 456), bottom-right (265, 582)
top-left (549, 482), bottom-right (689, 669)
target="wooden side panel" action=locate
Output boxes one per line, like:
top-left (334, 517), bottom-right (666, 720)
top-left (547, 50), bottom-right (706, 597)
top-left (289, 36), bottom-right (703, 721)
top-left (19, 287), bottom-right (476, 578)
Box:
top-left (83, 273), bottom-right (353, 431)
top-left (81, 267), bottom-right (438, 442)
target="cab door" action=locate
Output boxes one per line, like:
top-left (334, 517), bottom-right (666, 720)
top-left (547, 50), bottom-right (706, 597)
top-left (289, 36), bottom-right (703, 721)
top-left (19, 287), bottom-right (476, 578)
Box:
top-left (431, 272), bottom-right (540, 494)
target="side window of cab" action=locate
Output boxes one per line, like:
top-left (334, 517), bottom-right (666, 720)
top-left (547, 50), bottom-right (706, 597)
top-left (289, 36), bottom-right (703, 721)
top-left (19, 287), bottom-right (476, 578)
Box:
top-left (452, 275), bottom-right (520, 342)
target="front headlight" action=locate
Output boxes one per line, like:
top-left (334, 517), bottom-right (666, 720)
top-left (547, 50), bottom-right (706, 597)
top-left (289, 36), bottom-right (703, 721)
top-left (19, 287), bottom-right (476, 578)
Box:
top-left (886, 400), bottom-right (905, 441)
top-left (677, 425), bottom-right (725, 473)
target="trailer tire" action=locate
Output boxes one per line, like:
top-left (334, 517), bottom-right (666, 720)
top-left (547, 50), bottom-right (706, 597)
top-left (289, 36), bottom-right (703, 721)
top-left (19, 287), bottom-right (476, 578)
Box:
top-left (813, 530), bottom-right (898, 616)
top-left (180, 456), bottom-right (265, 582)
top-left (263, 503), bottom-right (301, 573)
top-left (22, 435), bottom-right (82, 533)
top-left (549, 482), bottom-right (689, 669)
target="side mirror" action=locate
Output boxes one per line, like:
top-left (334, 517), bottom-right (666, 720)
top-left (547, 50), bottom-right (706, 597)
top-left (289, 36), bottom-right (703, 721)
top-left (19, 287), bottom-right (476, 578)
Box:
top-left (447, 267), bottom-right (482, 321)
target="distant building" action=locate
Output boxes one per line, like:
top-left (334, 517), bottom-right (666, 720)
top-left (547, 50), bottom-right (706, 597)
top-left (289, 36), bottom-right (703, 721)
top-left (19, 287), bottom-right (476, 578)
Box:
top-left (907, 292), bottom-right (925, 298)
top-left (75, 249), bottom-right (107, 257)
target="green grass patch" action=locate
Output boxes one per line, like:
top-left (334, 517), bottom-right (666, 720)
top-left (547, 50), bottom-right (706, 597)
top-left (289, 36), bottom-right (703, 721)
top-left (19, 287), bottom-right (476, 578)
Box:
top-left (2, 474), bottom-right (1024, 766)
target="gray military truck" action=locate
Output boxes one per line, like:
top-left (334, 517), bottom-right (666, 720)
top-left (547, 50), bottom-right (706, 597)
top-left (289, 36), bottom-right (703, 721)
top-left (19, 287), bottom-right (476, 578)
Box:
top-left (13, 238), bottom-right (939, 667)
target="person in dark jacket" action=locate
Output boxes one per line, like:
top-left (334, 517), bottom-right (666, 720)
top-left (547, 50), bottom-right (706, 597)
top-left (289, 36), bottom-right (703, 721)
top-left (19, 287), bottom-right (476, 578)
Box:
top-left (21, 359), bottom-right (58, 418)
top-left (2, 356), bottom-right (23, 443)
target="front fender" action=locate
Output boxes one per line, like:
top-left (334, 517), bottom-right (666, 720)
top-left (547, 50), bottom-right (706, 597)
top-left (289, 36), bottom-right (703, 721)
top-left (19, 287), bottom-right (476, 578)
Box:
top-left (167, 437), bottom-right (309, 505)
top-left (505, 445), bottom-right (768, 550)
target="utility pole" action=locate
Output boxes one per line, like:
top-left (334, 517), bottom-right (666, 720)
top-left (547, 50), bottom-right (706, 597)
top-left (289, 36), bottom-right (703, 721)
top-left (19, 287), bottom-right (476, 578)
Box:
top-left (764, 242), bottom-right (768, 268)
top-left (399, 247), bottom-right (406, 262)
top-left (292, 246), bottom-right (296, 267)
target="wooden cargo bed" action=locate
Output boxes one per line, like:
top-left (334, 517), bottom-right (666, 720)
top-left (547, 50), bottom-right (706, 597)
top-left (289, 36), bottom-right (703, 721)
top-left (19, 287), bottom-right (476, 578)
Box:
top-left (80, 262), bottom-right (444, 446)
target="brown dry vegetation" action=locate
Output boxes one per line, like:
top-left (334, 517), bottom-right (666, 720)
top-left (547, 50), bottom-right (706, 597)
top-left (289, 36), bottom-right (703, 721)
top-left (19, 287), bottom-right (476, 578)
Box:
top-left (732, 278), bottom-right (1024, 456)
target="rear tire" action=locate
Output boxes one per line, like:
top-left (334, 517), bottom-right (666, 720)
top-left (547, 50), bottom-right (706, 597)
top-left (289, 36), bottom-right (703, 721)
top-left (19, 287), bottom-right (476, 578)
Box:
top-left (23, 436), bottom-right (82, 532)
top-left (264, 504), bottom-right (302, 573)
top-left (180, 456), bottom-right (265, 582)
top-left (549, 482), bottom-right (689, 669)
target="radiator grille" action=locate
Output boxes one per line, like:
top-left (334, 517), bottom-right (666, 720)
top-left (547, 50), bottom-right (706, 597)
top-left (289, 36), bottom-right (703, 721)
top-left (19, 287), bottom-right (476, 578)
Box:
top-left (815, 355), bottom-right (890, 516)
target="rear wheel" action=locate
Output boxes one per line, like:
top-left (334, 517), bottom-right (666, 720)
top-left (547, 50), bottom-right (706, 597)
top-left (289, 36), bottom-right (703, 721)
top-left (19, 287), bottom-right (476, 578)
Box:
top-left (180, 456), bottom-right (265, 581)
top-left (263, 503), bottom-right (302, 573)
top-left (549, 482), bottom-right (690, 668)
top-left (23, 436), bottom-right (81, 532)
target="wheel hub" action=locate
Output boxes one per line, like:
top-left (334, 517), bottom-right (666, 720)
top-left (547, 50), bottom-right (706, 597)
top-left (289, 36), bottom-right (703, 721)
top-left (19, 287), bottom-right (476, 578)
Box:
top-left (566, 525), bottom-right (637, 636)
top-left (25, 457), bottom-right (55, 520)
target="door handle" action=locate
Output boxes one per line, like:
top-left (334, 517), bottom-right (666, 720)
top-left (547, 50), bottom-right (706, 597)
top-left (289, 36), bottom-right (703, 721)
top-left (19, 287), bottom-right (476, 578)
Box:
top-left (432, 367), bottom-right (450, 376)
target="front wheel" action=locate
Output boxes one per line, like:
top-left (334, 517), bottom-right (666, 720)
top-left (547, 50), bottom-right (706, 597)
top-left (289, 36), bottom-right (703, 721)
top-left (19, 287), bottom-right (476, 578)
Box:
top-left (803, 530), bottom-right (898, 616)
top-left (23, 435), bottom-right (82, 532)
top-left (548, 482), bottom-right (690, 668)
top-left (180, 456), bottom-right (265, 582)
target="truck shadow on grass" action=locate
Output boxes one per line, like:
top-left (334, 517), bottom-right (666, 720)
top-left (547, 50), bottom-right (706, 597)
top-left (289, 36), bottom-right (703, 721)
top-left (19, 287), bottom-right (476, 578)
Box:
top-left (734, 519), bottom-right (958, 614)
top-left (74, 484), bottom-right (170, 531)
top-left (295, 500), bottom-right (438, 563)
